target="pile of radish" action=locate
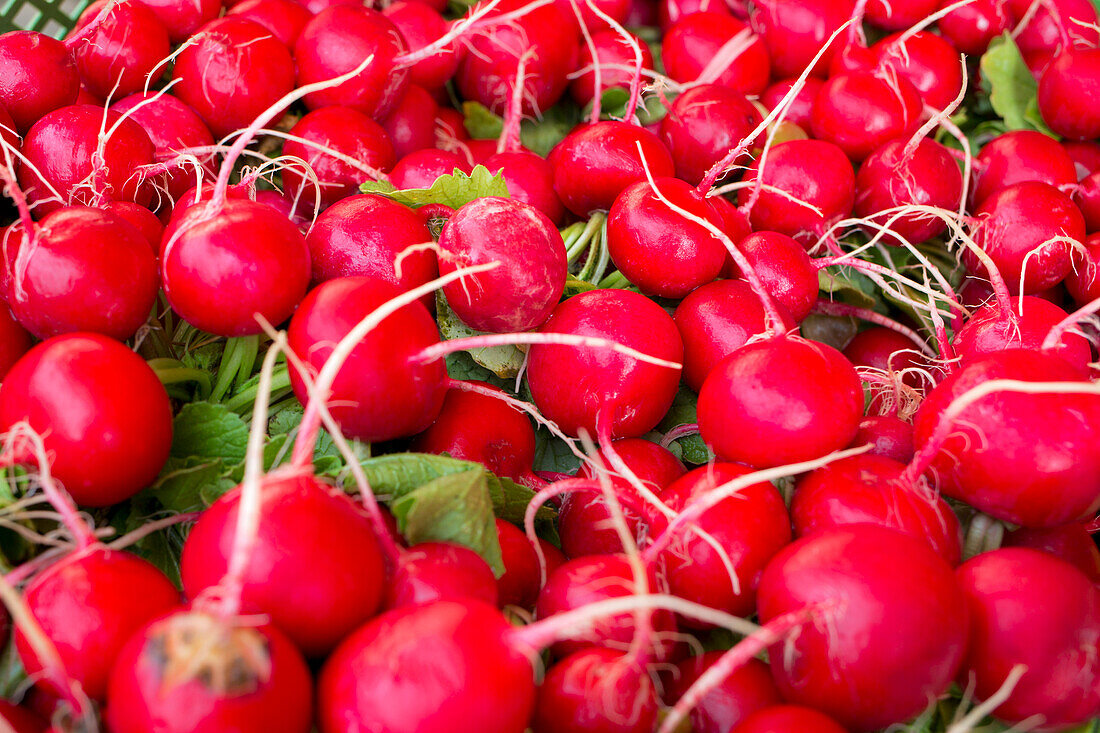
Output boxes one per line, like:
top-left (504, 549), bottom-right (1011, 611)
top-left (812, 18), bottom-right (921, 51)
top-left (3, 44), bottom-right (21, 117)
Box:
top-left (1, 0), bottom-right (1100, 729)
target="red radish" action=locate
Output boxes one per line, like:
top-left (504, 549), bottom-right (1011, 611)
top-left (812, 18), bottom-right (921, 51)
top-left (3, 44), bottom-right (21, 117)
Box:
top-left (971, 130), bottom-right (1077, 208)
top-left (104, 200), bottom-right (164, 254)
top-left (171, 17), bottom-right (296, 140)
top-left (957, 548), bottom-right (1100, 728)
top-left (577, 438), bottom-right (687, 491)
top-left (0, 32), bottom-right (80, 134)
top-left (550, 121), bottom-right (675, 216)
top-left (162, 198), bottom-right (311, 337)
top-left (381, 85), bottom-right (439, 160)
top-left (1004, 522), bottom-right (1100, 582)
top-left (282, 106), bottom-right (397, 210)
top-left (698, 337), bottom-right (864, 468)
top-left (287, 277), bottom-right (447, 442)
top-left (180, 473), bottom-right (386, 657)
top-left (412, 382), bottom-right (540, 487)
top-left (674, 279), bottom-right (770, 392)
top-left (1065, 140), bottom-right (1100, 177)
top-left (17, 104), bottom-right (154, 215)
top-left (1067, 233), bottom-right (1100, 306)
top-left (382, 1), bottom-right (459, 92)
top-left (809, 71), bottom-right (922, 163)
top-left (0, 104), bottom-right (17, 153)
top-left (106, 611), bottom-right (313, 733)
top-left (1038, 47), bottom-right (1100, 141)
top-left (1072, 170), bottom-right (1100, 233)
top-left (757, 524), bottom-right (967, 732)
top-left (389, 148), bottom-right (471, 189)
top-left (0, 333), bottom-right (172, 506)
top-left (557, 482), bottom-right (650, 559)
top-left (306, 194), bottom-right (438, 307)
top-left (661, 13), bottom-right (770, 95)
top-left (865, 0), bottom-right (937, 29)
top-left (496, 518), bottom-right (543, 608)
top-left (760, 77), bottom-right (824, 129)
top-left (0, 701), bottom-right (46, 733)
top-left (737, 139), bottom-right (856, 247)
top-left (749, 0), bottom-right (855, 78)
top-left (0, 306), bottom-right (31, 381)
top-left (386, 541), bottom-right (499, 609)
top-left (842, 326), bottom-right (926, 386)
top-left (16, 547), bottom-right (179, 702)
top-left (139, 0), bottom-right (220, 42)
top-left (606, 177), bottom-right (728, 298)
top-left (791, 454), bottom-right (962, 565)
top-left (536, 553), bottom-right (676, 659)
top-left (531, 648), bottom-right (659, 733)
top-left (731, 705), bottom-right (850, 733)
top-left (725, 231), bottom-right (818, 322)
top-left (658, 0), bottom-right (729, 28)
top-left (566, 0), bottom-right (632, 31)
top-left (109, 92), bottom-right (217, 209)
top-left (938, 0), bottom-right (1010, 55)
top-left (438, 196), bottom-right (566, 332)
top-left (67, 0), bottom-right (170, 101)
top-left (483, 151), bottom-right (565, 226)
top-left (965, 181), bottom-right (1082, 295)
top-left (953, 296), bottom-right (1092, 376)
top-left (7, 206), bottom-right (157, 341)
top-left (664, 655), bottom-right (781, 733)
top-left (1007, 0), bottom-right (1099, 54)
top-left (912, 349), bottom-right (1100, 527)
top-left (873, 31), bottom-right (965, 112)
top-left (854, 137), bottom-right (964, 244)
top-left (659, 85), bottom-right (763, 186)
top-left (649, 463), bottom-right (791, 621)
top-left (570, 29), bottom-right (654, 108)
top-left (318, 600), bottom-right (536, 733)
top-left (227, 0), bottom-right (313, 46)
top-left (850, 415), bottom-right (915, 463)
top-left (526, 289), bottom-right (683, 439)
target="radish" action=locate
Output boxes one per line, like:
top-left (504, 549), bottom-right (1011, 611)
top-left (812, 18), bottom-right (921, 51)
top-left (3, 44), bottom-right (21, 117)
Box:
top-left (873, 31), bottom-right (965, 112)
top-left (0, 333), bottom-right (173, 506)
top-left (864, 0), bottom-right (937, 29)
top-left (1006, 0), bottom-right (1099, 55)
top-left (282, 106), bottom-right (397, 210)
top-left (1038, 47), bottom-right (1100, 141)
top-left (606, 177), bottom-right (728, 298)
top-left (15, 547), bottom-right (180, 702)
top-left (724, 231), bottom-right (818, 322)
top-left (658, 0), bottom-right (729, 28)
top-left (1072, 171), bottom-right (1100, 233)
top-left (760, 77), bottom-right (824, 128)
top-left (911, 349), bottom-right (1100, 527)
top-left (104, 200), bottom-right (165, 254)
top-left (17, 104), bottom-right (155, 214)
top-left (390, 148), bottom-right (472, 189)
top-left (1004, 522), bottom-right (1100, 583)
top-left (306, 193), bottom-right (438, 304)
top-left (438, 196), bottom-right (567, 333)
top-left (526, 288), bottom-right (683, 439)
top-left (382, 85), bottom-right (440, 160)
top-left (412, 381), bottom-right (541, 487)
top-left (0, 701), bottom-right (45, 733)
top-left (937, 0), bottom-right (1010, 55)
top-left (570, 29), bottom-right (654, 108)
top-left (549, 121), bottom-right (675, 216)
top-left (577, 437), bottom-right (687, 491)
top-left (531, 648), bottom-right (659, 733)
top-left (496, 518), bottom-right (545, 608)
top-left (674, 279), bottom-right (770, 392)
top-left (791, 454), bottom-right (963, 565)
top-left (180, 473), bottom-right (387, 657)
top-left (139, 0), bottom-right (221, 42)
top-left (850, 415), bottom-right (915, 463)
top-left (697, 337), bottom-right (864, 468)
top-left (227, 0), bottom-right (313, 46)
top-left (737, 139), bottom-right (856, 247)
top-left (809, 71), bottom-right (922, 162)
top-left (661, 13), bottom-right (770, 95)
top-left (0, 32), bottom-right (79, 135)
top-left (7, 206), bottom-right (157, 341)
top-left (386, 541), bottom-right (499, 609)
top-left (172, 17), bottom-right (296, 140)
top-left (382, 1), bottom-right (459, 92)
top-left (841, 326), bottom-right (926, 388)
top-left (956, 548), bottom-right (1100, 729)
top-left (484, 151), bottom-right (566, 225)
top-left (757, 524), bottom-right (967, 731)
top-left (731, 706), bottom-right (850, 733)
top-left (68, 0), bottom-right (170, 101)
top-left (659, 84), bottom-right (763, 186)
top-left (287, 276), bottom-right (447, 442)
top-left (557, 480), bottom-right (650, 559)
top-left (749, 0), bottom-right (855, 78)
top-left (1066, 232), bottom-right (1100, 306)
top-left (1065, 140), bottom-right (1100, 177)
top-left (664, 655), bottom-right (781, 733)
top-left (0, 306), bottom-right (31, 381)
top-left (971, 130), bottom-right (1077, 208)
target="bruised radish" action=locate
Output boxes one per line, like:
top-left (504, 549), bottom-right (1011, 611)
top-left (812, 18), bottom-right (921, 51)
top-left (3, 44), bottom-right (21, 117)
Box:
top-left (810, 71), bottom-right (922, 163)
top-left (68, 0), bottom-right (170, 101)
top-left (659, 84), bottom-right (763, 186)
top-left (0, 32), bottom-right (79, 134)
top-left (106, 611), bottom-right (313, 733)
top-left (731, 706), bottom-right (850, 733)
top-left (697, 337), bottom-right (864, 468)
top-left (661, 13), bottom-right (770, 95)
top-left (438, 196), bottom-right (566, 333)
top-left (757, 524), bottom-right (967, 731)
top-left (287, 276), bottom-right (447, 442)
top-left (0, 333), bottom-right (172, 506)
top-left (531, 648), bottom-right (659, 733)
top-left (724, 231), bottom-right (817, 322)
top-left (318, 600), bottom-right (535, 733)
top-left (386, 542), bottom-right (499, 609)
top-left (674, 279), bottom-right (770, 392)
top-left (526, 289), bottom-right (683, 439)
top-left (664, 655), bottom-right (781, 733)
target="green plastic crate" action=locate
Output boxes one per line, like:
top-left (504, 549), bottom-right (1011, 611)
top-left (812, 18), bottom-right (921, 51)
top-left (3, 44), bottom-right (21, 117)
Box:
top-left (0, 0), bottom-right (92, 38)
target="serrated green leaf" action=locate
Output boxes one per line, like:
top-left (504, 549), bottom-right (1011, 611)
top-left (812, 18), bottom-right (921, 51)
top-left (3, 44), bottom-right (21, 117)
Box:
top-left (817, 266), bottom-right (880, 311)
top-left (463, 101), bottom-right (504, 139)
top-left (151, 457), bottom-right (228, 514)
top-left (360, 165), bottom-right (510, 209)
top-left (533, 427), bottom-right (582, 475)
top-left (980, 33), bottom-right (1057, 137)
top-left (486, 474), bottom-right (558, 545)
top-left (170, 402), bottom-right (250, 463)
top-left (436, 292), bottom-right (526, 379)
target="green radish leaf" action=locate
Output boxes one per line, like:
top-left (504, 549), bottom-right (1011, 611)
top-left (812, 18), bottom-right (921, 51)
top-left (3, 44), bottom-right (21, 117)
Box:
top-left (391, 467), bottom-right (504, 576)
top-left (360, 165), bottom-right (510, 209)
top-left (980, 33), bottom-right (1058, 138)
top-left (585, 87), bottom-right (669, 126)
top-left (562, 274), bottom-right (599, 298)
top-left (463, 100), bottom-right (505, 139)
top-left (436, 292), bottom-right (526, 379)
top-left (487, 474), bottom-right (559, 546)
top-left (817, 266), bottom-right (881, 311)
top-left (657, 386), bottom-right (713, 465)
top-left (533, 427), bottom-right (583, 475)
top-left (151, 457), bottom-right (229, 513)
top-left (0, 635), bottom-right (26, 699)
top-left (521, 101), bottom-right (583, 158)
top-left (170, 402), bottom-right (250, 463)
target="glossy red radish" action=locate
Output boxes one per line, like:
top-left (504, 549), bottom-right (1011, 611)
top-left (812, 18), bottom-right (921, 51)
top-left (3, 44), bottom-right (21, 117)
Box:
top-left (531, 648), bottom-right (660, 733)
top-left (389, 148), bottom-right (471, 189)
top-left (698, 337), bottom-right (864, 468)
top-left (1004, 522), bottom-right (1100, 582)
top-left (0, 306), bottom-right (31, 381)
top-left (1066, 232), bottom-right (1100, 307)
top-left (577, 438), bottom-right (687, 492)
top-left (103, 200), bottom-right (164, 254)
top-left (0, 32), bottom-right (79, 134)
top-left (674, 279), bottom-right (770, 392)
top-left (661, 13), bottom-right (770, 95)
top-left (757, 524), bottom-right (967, 732)
top-left (864, 0), bottom-right (937, 28)
top-left (749, 0), bottom-right (855, 78)
top-left (557, 481), bottom-right (650, 560)
top-left (1007, 0), bottom-right (1098, 54)
top-left (971, 130), bottom-right (1077, 207)
top-left (1038, 47), bottom-right (1100, 142)
top-left (483, 151), bottom-right (565, 225)
top-left (139, 0), bottom-right (220, 42)
top-left (526, 289), bottom-right (683, 439)
top-left (842, 326), bottom-right (926, 388)
top-left (659, 84), bottom-right (763, 186)
top-left (382, 1), bottom-right (458, 92)
top-left (227, 0), bottom-right (312, 46)
top-left (760, 77), bottom-right (823, 128)
top-left (731, 706), bottom-right (850, 733)
top-left (570, 29), bottom-right (654, 108)
top-left (850, 415), bottom-right (915, 463)
top-left (809, 71), bottom-right (922, 163)
top-left (665, 655), bottom-right (781, 733)
top-left (386, 542), bottom-right (499, 609)
top-left (438, 196), bottom-right (566, 333)
top-left (0, 701), bottom-right (46, 733)
top-left (725, 231), bottom-right (817, 322)
top-left (0, 333), bottom-right (172, 506)
top-left (873, 31), bottom-right (965, 112)
top-left (496, 518), bottom-right (544, 608)
top-left (938, 0), bottom-right (1010, 55)
top-left (67, 0), bottom-right (170, 101)
top-left (381, 85), bottom-right (439, 160)
top-left (957, 548), bottom-right (1100, 729)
